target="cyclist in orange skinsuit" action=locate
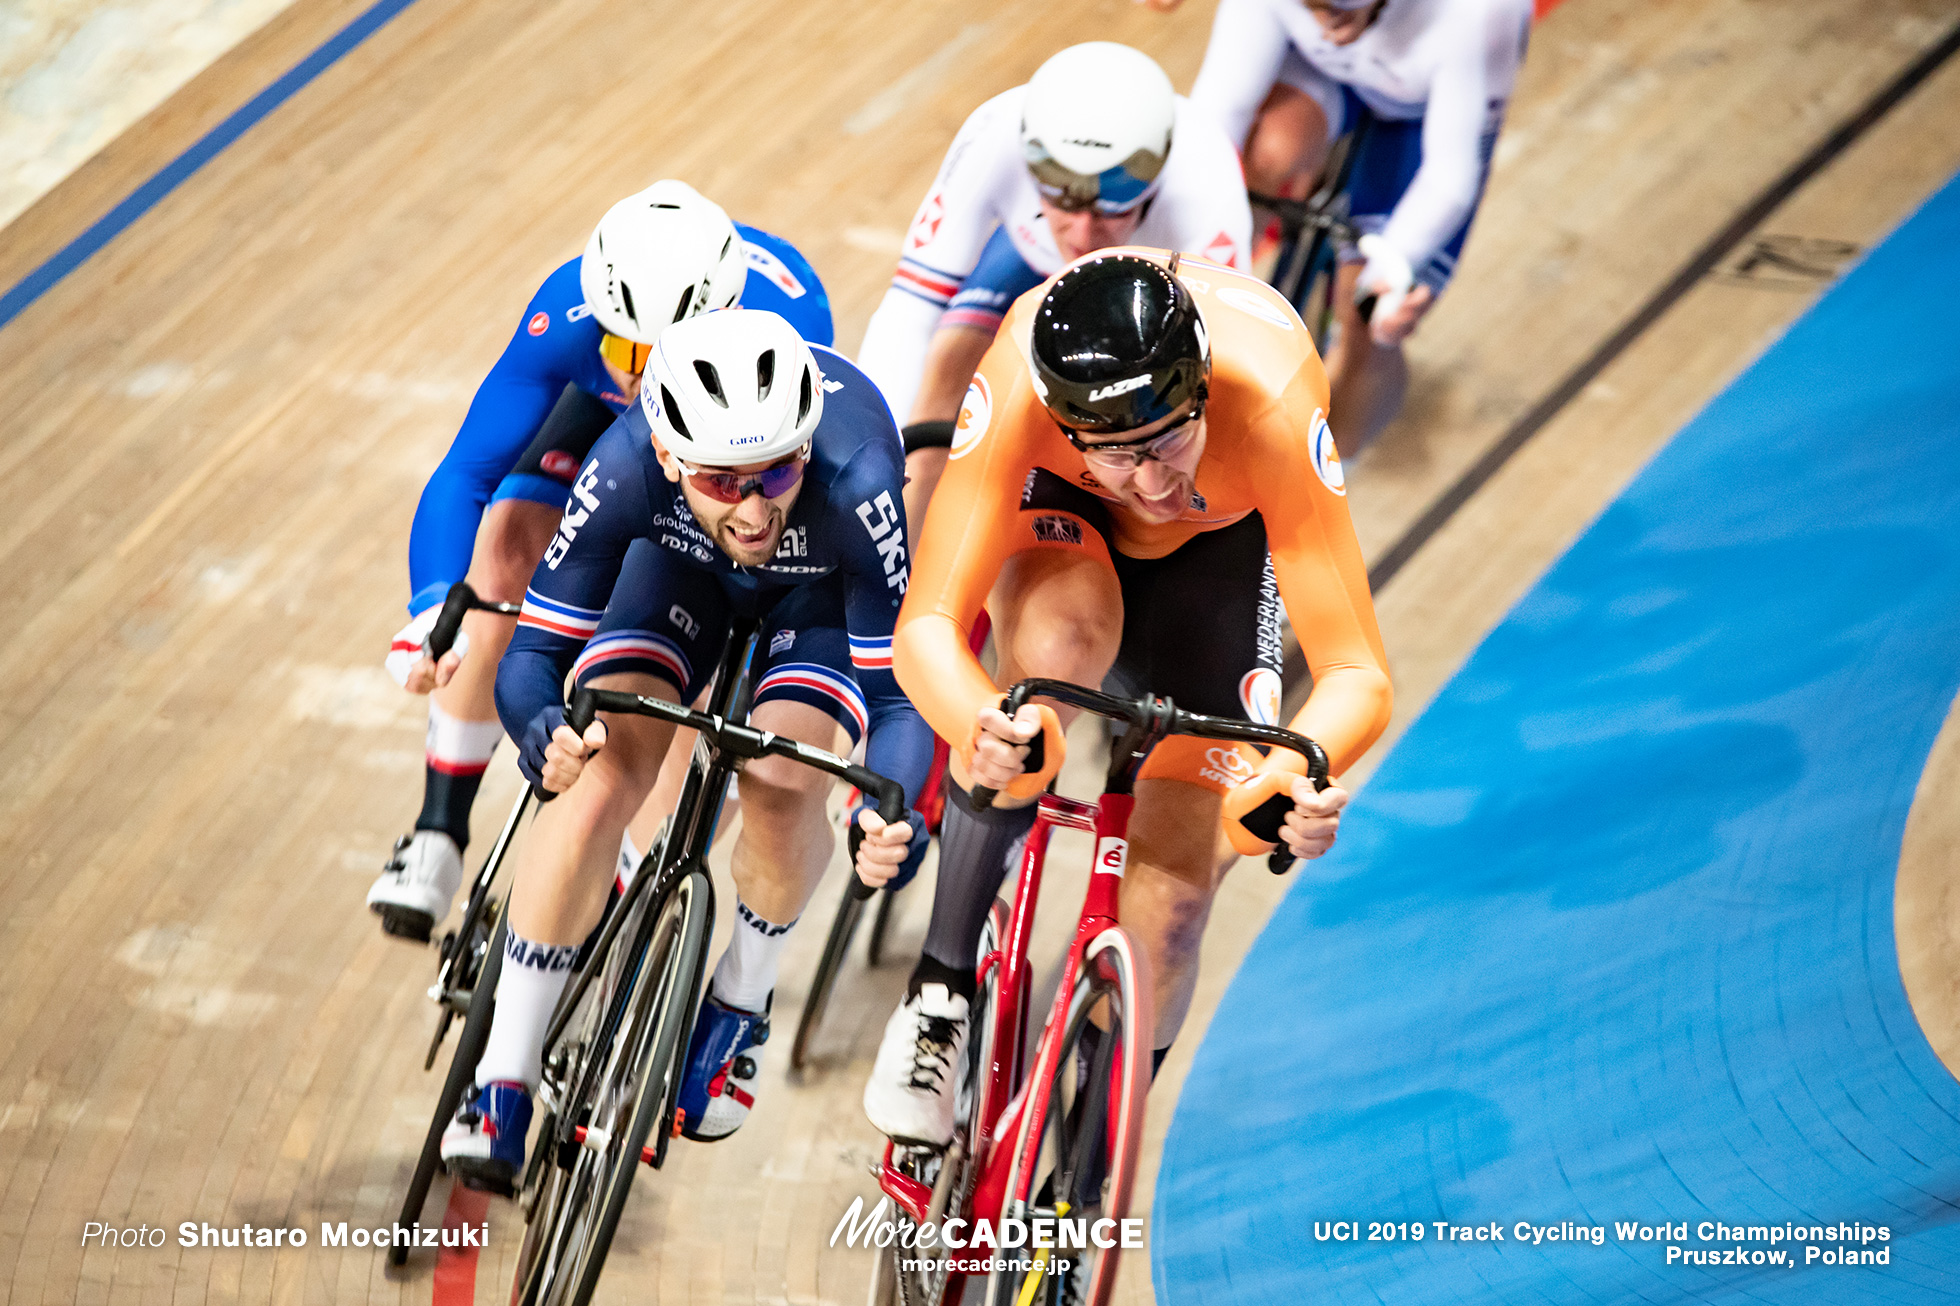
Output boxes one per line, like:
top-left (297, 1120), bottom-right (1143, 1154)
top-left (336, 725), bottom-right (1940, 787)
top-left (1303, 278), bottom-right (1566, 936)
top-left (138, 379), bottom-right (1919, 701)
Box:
top-left (854, 247), bottom-right (1393, 1147)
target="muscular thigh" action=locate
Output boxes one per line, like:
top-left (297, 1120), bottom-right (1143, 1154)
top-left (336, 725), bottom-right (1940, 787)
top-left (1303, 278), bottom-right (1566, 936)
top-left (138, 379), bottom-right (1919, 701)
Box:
top-left (987, 469), bottom-right (1124, 687)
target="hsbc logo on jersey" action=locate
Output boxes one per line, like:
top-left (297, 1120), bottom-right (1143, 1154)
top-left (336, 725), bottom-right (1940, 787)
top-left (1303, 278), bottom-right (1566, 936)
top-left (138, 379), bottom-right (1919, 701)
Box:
top-left (907, 193), bottom-right (946, 251)
top-left (1093, 836), bottom-right (1129, 879)
top-left (1086, 374), bottom-right (1151, 403)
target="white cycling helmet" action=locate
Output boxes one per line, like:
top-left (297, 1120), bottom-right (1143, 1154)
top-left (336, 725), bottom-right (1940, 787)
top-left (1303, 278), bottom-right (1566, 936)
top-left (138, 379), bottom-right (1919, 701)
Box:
top-left (580, 180), bottom-right (746, 343)
top-left (1021, 43), bottom-right (1175, 214)
top-left (641, 309), bottom-right (823, 465)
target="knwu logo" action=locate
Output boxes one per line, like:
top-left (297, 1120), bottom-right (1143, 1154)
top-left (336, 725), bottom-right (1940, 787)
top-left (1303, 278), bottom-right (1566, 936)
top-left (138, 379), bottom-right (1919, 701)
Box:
top-left (1199, 746), bottom-right (1255, 790)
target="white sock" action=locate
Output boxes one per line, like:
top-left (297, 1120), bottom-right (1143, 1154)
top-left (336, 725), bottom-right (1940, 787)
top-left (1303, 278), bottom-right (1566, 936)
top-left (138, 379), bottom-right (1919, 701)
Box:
top-left (427, 699), bottom-right (502, 773)
top-left (710, 899), bottom-right (795, 1013)
top-left (617, 828), bottom-right (641, 892)
top-left (474, 929), bottom-right (578, 1090)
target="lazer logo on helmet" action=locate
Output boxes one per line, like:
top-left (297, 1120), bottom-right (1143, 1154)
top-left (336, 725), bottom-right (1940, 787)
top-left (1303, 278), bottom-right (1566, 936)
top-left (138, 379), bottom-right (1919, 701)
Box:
top-left (1061, 138), bottom-right (1113, 149)
top-left (1086, 375), bottom-right (1151, 402)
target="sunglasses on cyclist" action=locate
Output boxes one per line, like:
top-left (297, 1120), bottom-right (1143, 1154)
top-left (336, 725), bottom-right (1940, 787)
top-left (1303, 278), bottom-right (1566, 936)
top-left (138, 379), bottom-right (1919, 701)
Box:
top-left (671, 449), bottom-right (809, 504)
top-left (1057, 402), bottom-right (1206, 472)
top-left (599, 332), bottom-right (653, 375)
top-left (1026, 148), bottom-right (1166, 216)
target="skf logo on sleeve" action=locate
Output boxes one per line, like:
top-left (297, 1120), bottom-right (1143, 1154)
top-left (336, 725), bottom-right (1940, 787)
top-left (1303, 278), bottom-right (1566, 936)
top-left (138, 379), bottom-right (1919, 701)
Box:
top-left (951, 375), bottom-right (991, 460)
top-left (1093, 837), bottom-right (1129, 879)
top-left (527, 311), bottom-right (550, 336)
top-left (1308, 408), bottom-right (1344, 496)
top-left (543, 460), bottom-right (605, 568)
top-left (855, 491), bottom-right (908, 592)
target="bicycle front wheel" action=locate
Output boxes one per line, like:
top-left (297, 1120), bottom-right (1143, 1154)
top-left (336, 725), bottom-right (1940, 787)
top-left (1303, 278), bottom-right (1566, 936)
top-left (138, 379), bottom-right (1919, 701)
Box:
top-left (790, 875), bottom-right (868, 1074)
top-left (985, 927), bottom-right (1153, 1306)
top-left (513, 867), bottom-right (714, 1306)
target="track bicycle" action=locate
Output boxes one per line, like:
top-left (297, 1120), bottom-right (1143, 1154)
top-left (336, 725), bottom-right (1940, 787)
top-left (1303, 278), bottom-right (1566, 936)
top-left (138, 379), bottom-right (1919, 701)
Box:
top-left (868, 679), bottom-right (1326, 1306)
top-left (379, 581), bottom-right (535, 1258)
top-left (1253, 108), bottom-right (1374, 348)
top-left (498, 614), bottom-right (908, 1306)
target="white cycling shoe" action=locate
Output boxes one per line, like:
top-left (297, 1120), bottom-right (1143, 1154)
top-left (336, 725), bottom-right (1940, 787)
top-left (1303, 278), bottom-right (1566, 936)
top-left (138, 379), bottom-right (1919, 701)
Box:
top-left (366, 830), bottom-right (464, 943)
top-left (863, 984), bottom-right (969, 1147)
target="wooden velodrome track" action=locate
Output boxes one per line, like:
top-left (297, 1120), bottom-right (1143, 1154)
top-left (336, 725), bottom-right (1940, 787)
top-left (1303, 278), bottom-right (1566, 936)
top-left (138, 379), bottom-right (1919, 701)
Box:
top-left (3, 0), bottom-right (1958, 1302)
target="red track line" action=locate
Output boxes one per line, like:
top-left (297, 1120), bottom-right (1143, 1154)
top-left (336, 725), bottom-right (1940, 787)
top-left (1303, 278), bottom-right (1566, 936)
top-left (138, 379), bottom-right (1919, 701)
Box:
top-left (431, 1184), bottom-right (493, 1306)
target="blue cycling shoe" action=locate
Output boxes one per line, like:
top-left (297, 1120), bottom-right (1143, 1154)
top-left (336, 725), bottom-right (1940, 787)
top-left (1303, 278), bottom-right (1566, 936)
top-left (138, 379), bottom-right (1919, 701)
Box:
top-left (441, 1080), bottom-right (532, 1194)
top-left (677, 994), bottom-right (769, 1142)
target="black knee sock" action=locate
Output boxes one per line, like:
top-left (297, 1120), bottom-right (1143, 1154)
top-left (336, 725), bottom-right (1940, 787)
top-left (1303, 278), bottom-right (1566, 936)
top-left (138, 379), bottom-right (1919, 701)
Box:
top-left (414, 765), bottom-right (483, 852)
top-left (913, 780), bottom-right (1039, 999)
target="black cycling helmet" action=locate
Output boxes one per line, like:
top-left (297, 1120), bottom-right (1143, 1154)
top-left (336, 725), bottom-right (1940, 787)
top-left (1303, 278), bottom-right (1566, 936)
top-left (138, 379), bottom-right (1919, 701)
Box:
top-left (1028, 254), bottom-right (1209, 435)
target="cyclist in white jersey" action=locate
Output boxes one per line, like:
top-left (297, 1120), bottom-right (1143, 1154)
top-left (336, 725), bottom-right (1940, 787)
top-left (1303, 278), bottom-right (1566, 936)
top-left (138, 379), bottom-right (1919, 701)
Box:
top-left (855, 42), bottom-right (1252, 537)
top-left (1189, 0), bottom-right (1532, 453)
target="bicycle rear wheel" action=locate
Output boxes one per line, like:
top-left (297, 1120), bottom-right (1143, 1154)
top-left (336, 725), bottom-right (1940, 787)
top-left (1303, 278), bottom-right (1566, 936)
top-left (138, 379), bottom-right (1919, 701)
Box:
top-left (388, 905), bottom-right (506, 1265)
top-left (511, 867), bottom-right (713, 1306)
top-left (790, 875), bottom-right (869, 1074)
top-left (984, 927), bottom-right (1152, 1306)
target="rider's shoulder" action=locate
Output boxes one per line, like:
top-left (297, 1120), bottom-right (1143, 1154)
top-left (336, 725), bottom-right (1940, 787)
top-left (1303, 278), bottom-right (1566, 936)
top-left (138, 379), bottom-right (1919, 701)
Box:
top-left (507, 258), bottom-right (600, 354)
top-left (808, 347), bottom-right (904, 480)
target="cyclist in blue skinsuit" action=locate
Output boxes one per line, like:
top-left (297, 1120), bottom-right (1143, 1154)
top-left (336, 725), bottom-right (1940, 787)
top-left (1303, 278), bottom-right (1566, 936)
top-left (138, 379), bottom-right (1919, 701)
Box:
top-left (439, 310), bottom-right (933, 1186)
top-left (369, 180), bottom-right (834, 944)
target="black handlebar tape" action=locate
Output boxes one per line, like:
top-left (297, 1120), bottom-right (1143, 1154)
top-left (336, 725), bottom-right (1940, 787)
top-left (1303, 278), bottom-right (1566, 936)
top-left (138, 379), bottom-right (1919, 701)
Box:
top-left (426, 581), bottom-right (476, 659)
top-left (847, 779), bottom-right (908, 900)
top-left (901, 420), bottom-right (959, 454)
top-left (972, 687), bottom-right (1045, 811)
top-left (565, 688), bottom-right (599, 737)
top-left (1355, 291), bottom-right (1380, 325)
top-left (1267, 849), bottom-right (1295, 875)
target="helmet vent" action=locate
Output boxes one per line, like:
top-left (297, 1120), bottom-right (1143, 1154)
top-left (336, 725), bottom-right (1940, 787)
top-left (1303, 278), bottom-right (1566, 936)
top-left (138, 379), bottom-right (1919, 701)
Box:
top-left (619, 280), bottom-right (637, 325)
top-left (694, 360), bottom-right (728, 407)
top-left (661, 386), bottom-right (690, 440)
top-left (756, 349), bottom-right (776, 399)
top-left (670, 284), bottom-right (695, 325)
top-left (797, 367), bottom-right (813, 424)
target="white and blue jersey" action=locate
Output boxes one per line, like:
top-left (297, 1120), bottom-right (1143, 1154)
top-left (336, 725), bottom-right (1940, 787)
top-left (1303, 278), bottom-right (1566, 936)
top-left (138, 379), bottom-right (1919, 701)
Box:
top-left (494, 348), bottom-right (934, 815)
top-left (404, 226), bottom-right (832, 615)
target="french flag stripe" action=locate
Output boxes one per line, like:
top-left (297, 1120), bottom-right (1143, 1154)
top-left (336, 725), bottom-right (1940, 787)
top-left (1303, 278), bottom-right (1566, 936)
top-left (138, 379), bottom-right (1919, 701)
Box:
top-left (519, 590), bottom-right (602, 639)
top-left (893, 263), bottom-right (957, 304)
top-left (848, 634), bottom-right (894, 669)
top-left (573, 633), bottom-right (690, 687)
top-left (757, 664), bottom-right (868, 736)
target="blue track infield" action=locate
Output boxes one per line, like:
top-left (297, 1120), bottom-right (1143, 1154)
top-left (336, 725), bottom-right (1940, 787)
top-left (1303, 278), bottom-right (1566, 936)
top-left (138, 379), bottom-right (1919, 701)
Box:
top-left (1155, 173), bottom-right (1960, 1304)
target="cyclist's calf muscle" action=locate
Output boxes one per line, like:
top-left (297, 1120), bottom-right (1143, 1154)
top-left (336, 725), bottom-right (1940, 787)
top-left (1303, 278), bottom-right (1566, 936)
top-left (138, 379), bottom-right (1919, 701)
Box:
top-left (1119, 777), bottom-right (1231, 1046)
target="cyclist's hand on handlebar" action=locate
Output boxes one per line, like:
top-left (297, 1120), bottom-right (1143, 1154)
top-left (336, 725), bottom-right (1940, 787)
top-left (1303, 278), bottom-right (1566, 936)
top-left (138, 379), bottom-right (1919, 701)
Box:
top-left (1279, 777), bottom-right (1348, 860)
top-left (518, 706), bottom-right (607, 794)
top-left (851, 809), bottom-right (917, 890)
top-left (970, 703), bottom-right (1047, 791)
top-left (1354, 233), bottom-right (1432, 347)
top-left (543, 718), bottom-right (608, 793)
top-left (386, 609), bottom-right (469, 694)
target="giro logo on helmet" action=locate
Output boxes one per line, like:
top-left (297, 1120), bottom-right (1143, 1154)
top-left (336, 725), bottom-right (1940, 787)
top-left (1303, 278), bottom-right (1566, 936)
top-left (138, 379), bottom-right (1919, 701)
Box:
top-left (1086, 375), bottom-right (1152, 403)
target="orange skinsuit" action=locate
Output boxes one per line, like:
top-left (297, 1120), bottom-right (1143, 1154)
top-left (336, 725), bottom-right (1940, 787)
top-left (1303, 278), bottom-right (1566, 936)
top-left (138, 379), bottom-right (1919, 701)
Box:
top-left (892, 248), bottom-right (1392, 840)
